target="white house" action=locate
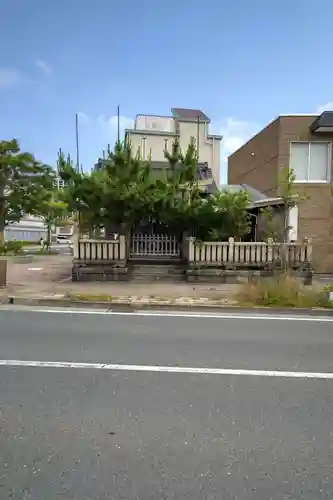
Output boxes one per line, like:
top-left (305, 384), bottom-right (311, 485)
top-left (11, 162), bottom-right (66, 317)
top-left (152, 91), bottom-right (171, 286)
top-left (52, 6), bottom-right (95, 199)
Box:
top-left (5, 215), bottom-right (47, 242)
top-left (125, 107), bottom-right (223, 185)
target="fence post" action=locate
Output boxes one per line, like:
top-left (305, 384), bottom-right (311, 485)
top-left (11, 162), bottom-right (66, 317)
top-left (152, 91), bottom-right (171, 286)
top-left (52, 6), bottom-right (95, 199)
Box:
top-left (305, 237), bottom-right (312, 262)
top-left (119, 235), bottom-right (126, 260)
top-left (74, 240), bottom-right (80, 259)
top-left (188, 237), bottom-right (195, 263)
top-left (267, 238), bottom-right (273, 264)
top-left (228, 237), bottom-right (235, 263)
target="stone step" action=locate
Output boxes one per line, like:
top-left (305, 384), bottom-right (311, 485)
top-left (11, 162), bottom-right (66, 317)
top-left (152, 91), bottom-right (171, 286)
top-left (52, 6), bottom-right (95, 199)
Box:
top-left (130, 264), bottom-right (186, 282)
top-left (131, 275), bottom-right (185, 282)
top-left (132, 266), bottom-right (184, 275)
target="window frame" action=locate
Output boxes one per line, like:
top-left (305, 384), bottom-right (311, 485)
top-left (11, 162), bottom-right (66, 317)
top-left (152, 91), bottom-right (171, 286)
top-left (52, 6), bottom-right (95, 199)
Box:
top-left (289, 141), bottom-right (331, 183)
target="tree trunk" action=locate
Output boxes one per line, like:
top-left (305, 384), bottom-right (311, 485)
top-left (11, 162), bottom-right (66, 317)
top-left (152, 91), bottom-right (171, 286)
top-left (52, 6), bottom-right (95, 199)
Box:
top-left (47, 222), bottom-right (52, 252)
top-left (0, 191), bottom-right (5, 244)
top-left (0, 217), bottom-right (5, 244)
top-left (281, 205), bottom-right (289, 273)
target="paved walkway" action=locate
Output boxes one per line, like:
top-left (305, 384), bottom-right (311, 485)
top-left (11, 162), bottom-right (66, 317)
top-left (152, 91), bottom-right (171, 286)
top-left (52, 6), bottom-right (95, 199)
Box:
top-left (1, 255), bottom-right (239, 300)
top-left (2, 255), bottom-right (327, 303)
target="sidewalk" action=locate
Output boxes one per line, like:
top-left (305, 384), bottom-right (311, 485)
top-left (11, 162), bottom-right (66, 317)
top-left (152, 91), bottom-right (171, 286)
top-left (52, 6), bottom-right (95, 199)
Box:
top-left (0, 255), bottom-right (240, 307)
top-left (1, 256), bottom-right (332, 312)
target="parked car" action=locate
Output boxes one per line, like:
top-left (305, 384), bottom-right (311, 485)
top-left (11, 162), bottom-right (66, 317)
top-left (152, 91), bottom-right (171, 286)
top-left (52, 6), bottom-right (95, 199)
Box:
top-left (56, 235), bottom-right (73, 245)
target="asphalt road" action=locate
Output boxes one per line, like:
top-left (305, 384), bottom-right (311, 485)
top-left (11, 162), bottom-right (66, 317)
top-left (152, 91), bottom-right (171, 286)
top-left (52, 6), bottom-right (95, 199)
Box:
top-left (23, 244), bottom-right (72, 255)
top-left (1, 308), bottom-right (333, 499)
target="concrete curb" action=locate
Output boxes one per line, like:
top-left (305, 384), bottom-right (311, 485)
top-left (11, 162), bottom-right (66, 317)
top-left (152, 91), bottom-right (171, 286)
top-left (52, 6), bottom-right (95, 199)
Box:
top-left (2, 295), bottom-right (333, 316)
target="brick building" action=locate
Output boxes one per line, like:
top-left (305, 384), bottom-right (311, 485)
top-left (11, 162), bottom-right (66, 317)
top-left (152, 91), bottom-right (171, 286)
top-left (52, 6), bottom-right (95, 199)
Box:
top-left (228, 112), bottom-right (333, 272)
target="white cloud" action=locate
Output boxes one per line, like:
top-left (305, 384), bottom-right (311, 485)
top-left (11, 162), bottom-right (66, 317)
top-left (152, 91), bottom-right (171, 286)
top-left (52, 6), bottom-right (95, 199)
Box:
top-left (0, 68), bottom-right (27, 88)
top-left (76, 112), bottom-right (134, 137)
top-left (35, 59), bottom-right (53, 76)
top-left (74, 113), bottom-right (135, 168)
top-left (218, 117), bottom-right (259, 161)
top-left (209, 117), bottom-right (260, 184)
top-left (317, 102), bottom-right (333, 113)
top-left (97, 114), bottom-right (134, 133)
top-left (77, 112), bottom-right (90, 124)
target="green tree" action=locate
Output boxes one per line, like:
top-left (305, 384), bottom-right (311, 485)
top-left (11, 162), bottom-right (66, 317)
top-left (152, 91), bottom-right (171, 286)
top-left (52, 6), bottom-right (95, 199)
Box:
top-left (58, 142), bottom-right (159, 236)
top-left (191, 189), bottom-right (251, 241)
top-left (57, 139), bottom-right (253, 243)
top-left (257, 206), bottom-right (279, 242)
top-left (156, 138), bottom-right (203, 236)
top-left (0, 139), bottom-right (54, 242)
top-left (258, 167), bottom-right (306, 242)
top-left (37, 195), bottom-right (68, 249)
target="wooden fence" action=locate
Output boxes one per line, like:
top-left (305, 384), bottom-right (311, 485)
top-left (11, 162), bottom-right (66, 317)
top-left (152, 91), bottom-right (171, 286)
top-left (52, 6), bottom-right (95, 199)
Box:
top-left (188, 237), bottom-right (312, 267)
top-left (74, 236), bottom-right (126, 263)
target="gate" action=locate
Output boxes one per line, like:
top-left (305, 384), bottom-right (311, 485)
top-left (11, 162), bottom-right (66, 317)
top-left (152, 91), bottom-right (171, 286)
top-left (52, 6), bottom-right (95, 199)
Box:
top-left (130, 233), bottom-right (180, 258)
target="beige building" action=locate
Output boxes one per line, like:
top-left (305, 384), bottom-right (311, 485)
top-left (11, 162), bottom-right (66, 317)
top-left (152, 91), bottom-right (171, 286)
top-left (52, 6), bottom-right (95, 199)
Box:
top-left (125, 108), bottom-right (222, 185)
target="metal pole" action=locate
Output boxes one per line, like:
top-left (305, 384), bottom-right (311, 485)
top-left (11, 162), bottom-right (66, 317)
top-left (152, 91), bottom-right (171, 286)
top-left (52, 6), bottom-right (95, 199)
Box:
top-left (196, 114), bottom-right (200, 161)
top-left (117, 105), bottom-right (120, 143)
top-left (75, 113), bottom-right (80, 172)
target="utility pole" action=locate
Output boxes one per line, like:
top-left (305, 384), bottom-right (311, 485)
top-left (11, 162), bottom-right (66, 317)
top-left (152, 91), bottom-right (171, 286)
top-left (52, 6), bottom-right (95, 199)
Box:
top-left (196, 114), bottom-right (200, 161)
top-left (117, 105), bottom-right (120, 143)
top-left (75, 113), bottom-right (80, 172)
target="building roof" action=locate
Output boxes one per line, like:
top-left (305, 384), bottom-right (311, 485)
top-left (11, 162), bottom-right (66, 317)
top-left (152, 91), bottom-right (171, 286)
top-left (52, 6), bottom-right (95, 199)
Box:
top-left (171, 108), bottom-right (210, 123)
top-left (310, 111), bottom-right (333, 133)
top-left (221, 184), bottom-right (302, 208)
top-left (220, 184), bottom-right (269, 203)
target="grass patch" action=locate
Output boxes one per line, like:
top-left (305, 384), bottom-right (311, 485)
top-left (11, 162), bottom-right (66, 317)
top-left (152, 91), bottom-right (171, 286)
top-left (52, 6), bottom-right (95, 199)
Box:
top-left (236, 275), bottom-right (332, 309)
top-left (66, 293), bottom-right (114, 302)
top-left (20, 241), bottom-right (40, 246)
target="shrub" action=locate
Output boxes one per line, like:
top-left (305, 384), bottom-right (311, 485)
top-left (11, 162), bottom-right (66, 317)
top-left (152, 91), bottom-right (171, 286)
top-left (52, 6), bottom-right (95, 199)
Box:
top-left (237, 275), bottom-right (331, 309)
top-left (0, 240), bottom-right (24, 255)
top-left (6, 240), bottom-right (24, 254)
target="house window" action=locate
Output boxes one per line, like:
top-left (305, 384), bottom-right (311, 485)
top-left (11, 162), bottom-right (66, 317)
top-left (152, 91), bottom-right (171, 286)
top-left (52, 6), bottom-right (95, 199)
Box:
top-left (290, 142), bottom-right (331, 182)
top-left (164, 139), bottom-right (168, 152)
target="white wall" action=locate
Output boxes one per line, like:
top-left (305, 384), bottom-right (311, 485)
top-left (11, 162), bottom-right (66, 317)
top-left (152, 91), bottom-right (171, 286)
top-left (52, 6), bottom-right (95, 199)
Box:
top-left (288, 205), bottom-right (299, 241)
top-left (5, 216), bottom-right (46, 242)
top-left (178, 122), bottom-right (221, 184)
top-left (135, 115), bottom-right (174, 133)
top-left (5, 225), bottom-right (47, 242)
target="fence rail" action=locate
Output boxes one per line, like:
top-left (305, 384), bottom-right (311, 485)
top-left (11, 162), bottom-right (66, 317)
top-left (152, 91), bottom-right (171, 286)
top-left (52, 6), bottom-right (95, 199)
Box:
top-left (74, 236), bottom-right (312, 268)
top-left (74, 237), bottom-right (126, 262)
top-left (188, 237), bottom-right (312, 267)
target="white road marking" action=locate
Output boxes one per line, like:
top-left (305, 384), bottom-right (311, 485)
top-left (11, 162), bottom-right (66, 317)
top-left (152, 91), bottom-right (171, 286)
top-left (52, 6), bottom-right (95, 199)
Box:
top-left (27, 268), bottom-right (43, 271)
top-left (0, 359), bottom-right (333, 379)
top-left (0, 306), bottom-right (333, 322)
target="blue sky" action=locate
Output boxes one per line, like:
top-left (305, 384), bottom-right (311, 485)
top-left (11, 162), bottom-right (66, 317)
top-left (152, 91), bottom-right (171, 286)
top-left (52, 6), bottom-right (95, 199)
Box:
top-left (1, 0), bottom-right (333, 182)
